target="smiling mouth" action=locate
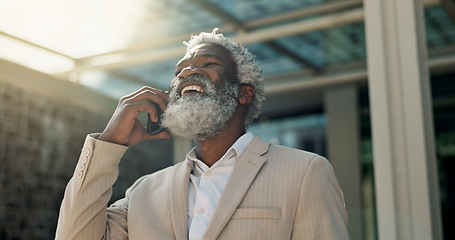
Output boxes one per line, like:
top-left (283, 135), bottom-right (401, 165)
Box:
top-left (181, 85), bottom-right (204, 96)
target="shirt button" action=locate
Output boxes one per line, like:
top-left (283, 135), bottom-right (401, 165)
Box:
top-left (205, 171), bottom-right (212, 177)
top-left (197, 208), bottom-right (204, 215)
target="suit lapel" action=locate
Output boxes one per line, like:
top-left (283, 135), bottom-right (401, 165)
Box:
top-left (170, 161), bottom-right (192, 240)
top-left (203, 137), bottom-right (270, 240)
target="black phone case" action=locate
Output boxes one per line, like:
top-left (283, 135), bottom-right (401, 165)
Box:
top-left (147, 104), bottom-right (165, 135)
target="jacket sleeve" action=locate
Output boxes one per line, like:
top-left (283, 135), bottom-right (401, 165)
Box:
top-left (292, 156), bottom-right (350, 240)
top-left (55, 134), bottom-right (129, 240)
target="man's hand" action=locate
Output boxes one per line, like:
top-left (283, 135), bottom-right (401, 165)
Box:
top-left (98, 87), bottom-right (170, 146)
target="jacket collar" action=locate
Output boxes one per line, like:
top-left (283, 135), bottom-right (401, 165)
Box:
top-left (203, 136), bottom-right (270, 240)
top-left (170, 161), bottom-right (192, 240)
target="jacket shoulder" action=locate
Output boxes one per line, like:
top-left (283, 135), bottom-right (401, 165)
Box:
top-left (260, 142), bottom-right (323, 166)
top-left (247, 136), bottom-right (322, 162)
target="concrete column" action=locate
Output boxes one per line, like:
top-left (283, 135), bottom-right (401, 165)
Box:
top-left (324, 85), bottom-right (363, 240)
top-left (363, 0), bottom-right (442, 239)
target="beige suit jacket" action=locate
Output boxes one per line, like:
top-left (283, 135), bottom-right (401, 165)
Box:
top-left (56, 134), bottom-right (349, 240)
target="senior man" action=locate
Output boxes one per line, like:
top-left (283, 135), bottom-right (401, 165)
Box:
top-left (56, 29), bottom-right (349, 240)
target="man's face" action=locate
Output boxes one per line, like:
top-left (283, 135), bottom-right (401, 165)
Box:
top-left (161, 43), bottom-right (240, 140)
top-left (171, 42), bottom-right (237, 94)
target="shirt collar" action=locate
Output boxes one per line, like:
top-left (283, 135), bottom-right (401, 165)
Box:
top-left (185, 132), bottom-right (254, 171)
top-left (230, 132), bottom-right (254, 158)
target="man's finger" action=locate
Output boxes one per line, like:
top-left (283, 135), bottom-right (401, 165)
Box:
top-left (122, 89), bottom-right (168, 111)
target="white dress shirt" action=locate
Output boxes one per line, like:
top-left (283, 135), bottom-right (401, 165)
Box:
top-left (186, 132), bottom-right (254, 240)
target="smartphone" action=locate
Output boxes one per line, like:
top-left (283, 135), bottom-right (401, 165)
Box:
top-left (147, 104), bottom-right (165, 135)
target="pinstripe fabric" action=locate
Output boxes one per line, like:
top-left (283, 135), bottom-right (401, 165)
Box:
top-left (56, 135), bottom-right (349, 240)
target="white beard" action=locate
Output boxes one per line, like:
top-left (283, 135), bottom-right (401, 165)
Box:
top-left (161, 75), bottom-right (239, 141)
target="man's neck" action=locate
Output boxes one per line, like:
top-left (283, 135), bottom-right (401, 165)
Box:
top-left (194, 125), bottom-right (245, 167)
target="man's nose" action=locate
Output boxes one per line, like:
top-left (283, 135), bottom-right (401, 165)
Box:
top-left (176, 66), bottom-right (204, 79)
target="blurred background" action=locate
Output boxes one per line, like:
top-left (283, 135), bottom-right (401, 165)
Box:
top-left (0, 0), bottom-right (454, 239)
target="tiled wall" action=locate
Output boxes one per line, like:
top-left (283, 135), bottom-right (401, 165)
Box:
top-left (0, 79), bottom-right (172, 239)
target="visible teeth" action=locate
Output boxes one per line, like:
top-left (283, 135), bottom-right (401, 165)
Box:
top-left (181, 85), bottom-right (204, 95)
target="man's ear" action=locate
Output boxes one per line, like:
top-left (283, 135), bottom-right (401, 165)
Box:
top-left (239, 84), bottom-right (255, 105)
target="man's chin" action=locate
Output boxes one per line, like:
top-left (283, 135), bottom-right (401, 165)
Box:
top-left (180, 92), bottom-right (205, 98)
top-left (174, 92), bottom-right (205, 104)
top-left (161, 104), bottom-right (225, 141)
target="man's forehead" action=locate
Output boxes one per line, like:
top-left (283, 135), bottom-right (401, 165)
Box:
top-left (176, 43), bottom-right (232, 67)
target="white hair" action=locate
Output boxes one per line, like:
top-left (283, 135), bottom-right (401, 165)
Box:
top-left (183, 29), bottom-right (265, 127)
